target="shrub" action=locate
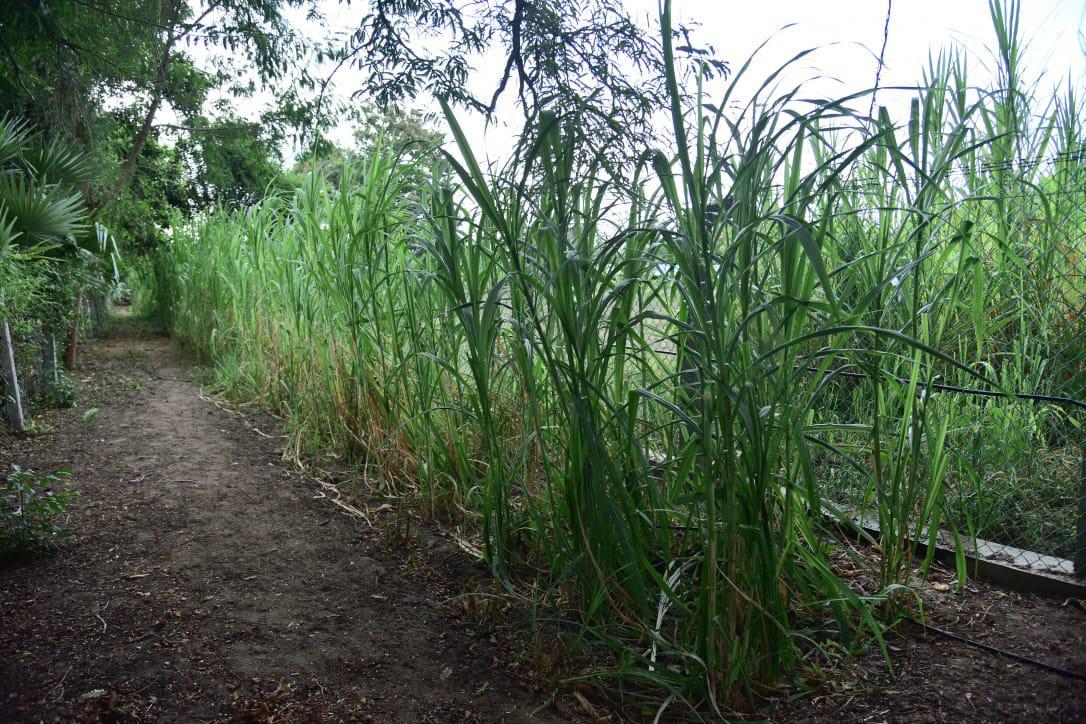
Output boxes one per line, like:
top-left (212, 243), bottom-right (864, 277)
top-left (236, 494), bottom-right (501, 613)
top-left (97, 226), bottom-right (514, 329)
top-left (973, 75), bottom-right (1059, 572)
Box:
top-left (44, 369), bottom-right (78, 409)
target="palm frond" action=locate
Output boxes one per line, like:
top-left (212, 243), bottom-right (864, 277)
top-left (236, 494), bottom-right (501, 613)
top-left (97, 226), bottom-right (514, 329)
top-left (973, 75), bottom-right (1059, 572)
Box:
top-left (0, 115), bottom-right (32, 170)
top-left (0, 174), bottom-right (89, 248)
top-left (23, 138), bottom-right (96, 185)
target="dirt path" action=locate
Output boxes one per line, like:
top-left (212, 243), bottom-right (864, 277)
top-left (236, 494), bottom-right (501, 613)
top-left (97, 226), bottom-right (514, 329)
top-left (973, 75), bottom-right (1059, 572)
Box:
top-left (1, 321), bottom-right (558, 722)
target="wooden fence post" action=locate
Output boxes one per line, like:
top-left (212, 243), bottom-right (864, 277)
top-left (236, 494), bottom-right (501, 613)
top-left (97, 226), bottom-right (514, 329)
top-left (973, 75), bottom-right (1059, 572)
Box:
top-left (90, 293), bottom-right (103, 334)
top-left (1076, 442), bottom-right (1085, 578)
top-left (1, 319), bottom-right (25, 431)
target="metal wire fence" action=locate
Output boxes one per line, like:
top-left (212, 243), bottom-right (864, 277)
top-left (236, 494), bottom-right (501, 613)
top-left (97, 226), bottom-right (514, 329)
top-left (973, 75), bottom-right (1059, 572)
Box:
top-left (942, 393), bottom-right (1083, 574)
top-left (934, 155), bottom-right (1084, 575)
top-left (634, 151), bottom-right (1086, 578)
top-left (1, 293), bottom-right (109, 431)
top-left (813, 153), bottom-right (1086, 577)
top-left (815, 383), bottom-right (1083, 576)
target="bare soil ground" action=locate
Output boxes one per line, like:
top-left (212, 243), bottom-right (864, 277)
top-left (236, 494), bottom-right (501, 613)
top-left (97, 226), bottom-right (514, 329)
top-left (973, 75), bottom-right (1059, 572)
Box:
top-left (2, 317), bottom-right (1085, 722)
top-left (768, 573), bottom-right (1086, 722)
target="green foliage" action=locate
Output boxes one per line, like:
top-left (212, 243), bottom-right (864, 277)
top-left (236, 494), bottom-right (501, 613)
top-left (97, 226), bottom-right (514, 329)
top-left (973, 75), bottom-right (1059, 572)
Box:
top-left (291, 105), bottom-right (445, 192)
top-left (0, 0), bottom-right (306, 267)
top-left (0, 1), bottom-right (157, 137)
top-left (0, 115), bottom-right (91, 258)
top-left (0, 465), bottom-right (75, 557)
top-left (0, 113), bottom-right (120, 423)
top-left (353, 105), bottom-right (444, 160)
top-left (100, 130), bottom-right (190, 255)
top-left (180, 116), bottom-right (285, 210)
top-left (0, 114), bottom-right (89, 342)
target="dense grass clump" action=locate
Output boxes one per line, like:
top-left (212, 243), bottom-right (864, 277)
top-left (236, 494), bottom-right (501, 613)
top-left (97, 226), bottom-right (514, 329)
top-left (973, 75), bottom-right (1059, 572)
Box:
top-left (145, 1), bottom-right (1084, 715)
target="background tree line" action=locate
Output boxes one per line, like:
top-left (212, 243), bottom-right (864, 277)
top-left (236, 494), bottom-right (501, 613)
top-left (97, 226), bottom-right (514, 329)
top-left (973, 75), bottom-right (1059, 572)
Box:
top-left (0, 0), bottom-right (712, 415)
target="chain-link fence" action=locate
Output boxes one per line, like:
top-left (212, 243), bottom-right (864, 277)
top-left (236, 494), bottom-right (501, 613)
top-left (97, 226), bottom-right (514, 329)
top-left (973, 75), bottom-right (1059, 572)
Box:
top-left (941, 392), bottom-right (1083, 575)
top-left (1, 292), bottom-right (109, 431)
top-left (809, 377), bottom-right (1083, 577)
top-left (934, 154), bottom-right (1084, 576)
top-left (812, 152), bottom-right (1086, 578)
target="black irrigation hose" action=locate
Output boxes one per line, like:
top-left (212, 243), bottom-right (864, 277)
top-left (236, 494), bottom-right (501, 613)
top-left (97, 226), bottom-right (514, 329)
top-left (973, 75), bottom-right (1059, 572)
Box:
top-left (902, 615), bottom-right (1086, 682)
top-left (641, 354), bottom-right (1086, 412)
top-left (806, 366), bottom-right (1086, 412)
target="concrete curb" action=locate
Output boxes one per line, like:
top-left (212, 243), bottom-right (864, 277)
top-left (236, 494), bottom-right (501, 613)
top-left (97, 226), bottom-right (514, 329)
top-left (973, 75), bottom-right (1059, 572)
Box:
top-left (842, 514), bottom-right (1086, 599)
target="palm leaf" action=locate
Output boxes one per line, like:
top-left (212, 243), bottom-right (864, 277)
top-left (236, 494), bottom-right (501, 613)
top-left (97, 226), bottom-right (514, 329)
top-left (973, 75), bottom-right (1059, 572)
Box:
top-left (22, 138), bottom-right (96, 185)
top-left (0, 115), bottom-right (31, 170)
top-left (0, 174), bottom-right (88, 249)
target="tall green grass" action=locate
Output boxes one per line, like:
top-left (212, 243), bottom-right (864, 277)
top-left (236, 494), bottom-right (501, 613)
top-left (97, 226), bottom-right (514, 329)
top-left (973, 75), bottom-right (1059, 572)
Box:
top-left (146, 0), bottom-right (1084, 715)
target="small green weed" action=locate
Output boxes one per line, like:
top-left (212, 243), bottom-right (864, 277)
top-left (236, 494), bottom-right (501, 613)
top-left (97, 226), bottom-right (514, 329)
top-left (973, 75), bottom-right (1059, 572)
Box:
top-left (1, 465), bottom-right (76, 557)
top-left (81, 407), bottom-right (101, 430)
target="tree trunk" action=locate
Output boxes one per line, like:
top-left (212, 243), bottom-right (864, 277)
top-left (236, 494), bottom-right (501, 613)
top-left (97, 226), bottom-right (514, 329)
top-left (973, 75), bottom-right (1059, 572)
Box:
top-left (113, 92), bottom-right (163, 195)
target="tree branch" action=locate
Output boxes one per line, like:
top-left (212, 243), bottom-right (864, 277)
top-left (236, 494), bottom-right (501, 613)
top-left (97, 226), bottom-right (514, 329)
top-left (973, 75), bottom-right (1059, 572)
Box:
top-left (112, 0), bottom-right (185, 197)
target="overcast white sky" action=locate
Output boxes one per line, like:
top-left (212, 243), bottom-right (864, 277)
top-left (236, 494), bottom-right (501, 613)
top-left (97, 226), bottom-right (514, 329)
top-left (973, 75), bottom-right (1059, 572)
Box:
top-left (236, 0), bottom-right (1086, 163)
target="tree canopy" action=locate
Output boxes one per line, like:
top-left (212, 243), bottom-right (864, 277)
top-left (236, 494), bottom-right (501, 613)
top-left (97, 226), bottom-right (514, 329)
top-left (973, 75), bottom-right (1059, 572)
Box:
top-left (1, 0), bottom-right (722, 255)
